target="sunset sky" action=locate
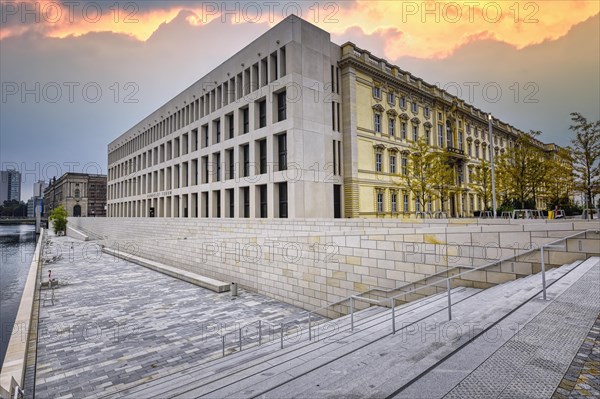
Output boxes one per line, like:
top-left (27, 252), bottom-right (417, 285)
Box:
top-left (1, 0), bottom-right (599, 199)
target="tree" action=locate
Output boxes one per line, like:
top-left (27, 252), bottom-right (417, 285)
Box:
top-left (49, 205), bottom-right (68, 235)
top-left (469, 160), bottom-right (492, 210)
top-left (568, 112), bottom-right (600, 209)
top-left (544, 148), bottom-right (574, 207)
top-left (401, 137), bottom-right (438, 213)
top-left (431, 151), bottom-right (456, 213)
top-left (496, 130), bottom-right (547, 209)
top-left (0, 200), bottom-right (27, 217)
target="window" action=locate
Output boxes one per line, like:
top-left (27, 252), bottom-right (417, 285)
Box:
top-left (425, 129), bottom-right (431, 144)
top-left (258, 139), bottom-right (267, 174)
top-left (415, 197), bottom-right (421, 212)
top-left (375, 152), bottom-right (382, 172)
top-left (377, 192), bottom-right (384, 213)
top-left (214, 153), bottom-right (221, 182)
top-left (401, 122), bottom-right (407, 140)
top-left (374, 113), bottom-right (381, 133)
top-left (242, 187), bottom-right (250, 218)
top-left (438, 125), bottom-right (444, 147)
top-left (227, 114), bottom-right (234, 139)
top-left (278, 182), bottom-right (288, 218)
top-left (438, 112), bottom-right (443, 120)
top-left (403, 194), bottom-right (409, 212)
top-left (424, 107), bottom-right (430, 118)
top-left (401, 156), bottom-right (408, 175)
top-left (373, 86), bottom-right (381, 98)
top-left (389, 155), bottom-right (396, 174)
top-left (214, 120), bottom-right (221, 143)
top-left (278, 133), bottom-right (287, 171)
top-left (391, 193), bottom-right (397, 212)
top-left (259, 185), bottom-right (268, 218)
top-left (242, 144), bottom-right (250, 177)
top-left (400, 96), bottom-right (406, 108)
top-left (475, 144), bottom-right (480, 159)
top-left (458, 132), bottom-right (463, 150)
top-left (388, 117), bottom-right (395, 137)
top-left (411, 102), bottom-right (418, 113)
top-left (387, 92), bottom-right (395, 105)
top-left (258, 100), bottom-right (267, 128)
top-left (412, 125), bottom-right (418, 141)
top-left (242, 107), bottom-right (249, 134)
top-left (277, 91), bottom-right (287, 121)
top-left (468, 143), bottom-right (472, 157)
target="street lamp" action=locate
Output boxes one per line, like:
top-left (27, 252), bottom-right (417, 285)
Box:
top-left (488, 113), bottom-right (497, 218)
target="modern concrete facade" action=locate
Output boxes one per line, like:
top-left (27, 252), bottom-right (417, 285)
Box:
top-left (107, 15), bottom-right (560, 219)
top-left (43, 173), bottom-right (107, 217)
top-left (0, 170), bottom-right (21, 203)
top-left (108, 16), bottom-right (342, 219)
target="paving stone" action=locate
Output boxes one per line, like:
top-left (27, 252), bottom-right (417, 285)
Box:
top-left (34, 235), bottom-right (315, 397)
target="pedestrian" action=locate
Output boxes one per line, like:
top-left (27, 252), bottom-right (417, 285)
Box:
top-left (48, 269), bottom-right (52, 282)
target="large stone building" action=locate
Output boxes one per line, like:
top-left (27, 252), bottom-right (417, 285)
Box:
top-left (0, 170), bottom-right (21, 204)
top-left (44, 173), bottom-right (107, 217)
top-left (107, 16), bottom-right (559, 219)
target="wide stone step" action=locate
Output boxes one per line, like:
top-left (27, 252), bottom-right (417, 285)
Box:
top-left (257, 260), bottom-right (594, 398)
top-left (168, 289), bottom-right (482, 398)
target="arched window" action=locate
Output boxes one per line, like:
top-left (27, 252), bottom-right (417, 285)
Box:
top-left (74, 188), bottom-right (80, 198)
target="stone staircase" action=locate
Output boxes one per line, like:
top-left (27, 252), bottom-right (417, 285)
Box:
top-left (95, 257), bottom-right (600, 399)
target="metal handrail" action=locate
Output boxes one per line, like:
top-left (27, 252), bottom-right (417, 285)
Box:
top-left (218, 229), bottom-right (597, 357)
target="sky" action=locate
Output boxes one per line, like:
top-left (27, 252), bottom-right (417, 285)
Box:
top-left (1, 0), bottom-right (599, 200)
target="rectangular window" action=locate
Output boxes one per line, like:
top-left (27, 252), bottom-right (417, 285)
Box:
top-left (458, 132), bottom-right (463, 150)
top-left (277, 91), bottom-right (287, 121)
top-left (373, 86), bottom-right (381, 98)
top-left (388, 92), bottom-right (395, 105)
top-left (375, 153), bottom-right (382, 172)
top-left (400, 96), bottom-right (406, 108)
top-left (258, 100), bottom-right (267, 128)
top-left (401, 122), bottom-right (407, 140)
top-left (228, 114), bottom-right (234, 139)
top-left (242, 107), bottom-right (249, 134)
top-left (425, 129), bottom-right (431, 144)
top-left (424, 107), bottom-right (430, 118)
top-left (468, 143), bottom-right (472, 157)
top-left (391, 193), bottom-right (397, 212)
top-left (242, 144), bottom-right (250, 177)
top-left (412, 125), bottom-right (418, 141)
top-left (278, 182), bottom-right (288, 218)
top-left (242, 187), bottom-right (250, 218)
top-left (438, 125), bottom-right (444, 147)
top-left (374, 113), bottom-right (381, 133)
top-left (415, 198), bottom-right (421, 212)
top-left (227, 189), bottom-right (234, 218)
top-left (214, 153), bottom-right (221, 182)
top-left (259, 185), bottom-right (267, 218)
top-left (388, 118), bottom-right (395, 137)
top-left (401, 156), bottom-right (408, 175)
top-left (258, 139), bottom-right (267, 174)
top-left (475, 144), bottom-right (480, 159)
top-left (411, 102), bottom-right (418, 113)
top-left (390, 155), bottom-right (396, 174)
top-left (214, 119), bottom-right (221, 143)
top-left (377, 192), bottom-right (383, 213)
top-left (277, 133), bottom-right (287, 171)
top-left (403, 194), bottom-right (409, 212)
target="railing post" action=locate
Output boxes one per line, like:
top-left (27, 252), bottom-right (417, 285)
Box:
top-left (350, 297), bottom-right (355, 331)
top-left (446, 278), bottom-right (452, 321)
top-left (258, 320), bottom-right (262, 345)
top-left (390, 298), bottom-right (396, 334)
top-left (239, 328), bottom-right (242, 351)
top-left (541, 246), bottom-right (547, 300)
top-left (308, 313), bottom-right (312, 341)
top-left (222, 335), bottom-right (225, 357)
top-left (280, 323), bottom-right (284, 349)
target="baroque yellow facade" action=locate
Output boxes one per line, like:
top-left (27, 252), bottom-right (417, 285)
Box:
top-left (339, 42), bottom-right (554, 218)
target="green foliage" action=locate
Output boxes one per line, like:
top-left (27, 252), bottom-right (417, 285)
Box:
top-left (401, 137), bottom-right (438, 210)
top-left (0, 200), bottom-right (27, 217)
top-left (568, 112), bottom-right (600, 209)
top-left (49, 205), bottom-right (68, 235)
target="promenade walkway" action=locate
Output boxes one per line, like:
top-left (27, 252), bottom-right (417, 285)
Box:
top-left (33, 235), bottom-right (310, 398)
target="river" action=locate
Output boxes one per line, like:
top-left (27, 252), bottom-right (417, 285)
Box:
top-left (0, 225), bottom-right (37, 366)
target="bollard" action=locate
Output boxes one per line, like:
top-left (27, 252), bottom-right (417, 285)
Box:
top-left (230, 282), bottom-right (238, 297)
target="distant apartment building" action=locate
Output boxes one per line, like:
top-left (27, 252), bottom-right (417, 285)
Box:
top-left (44, 173), bottom-right (107, 217)
top-left (107, 16), bottom-right (560, 219)
top-left (0, 169), bottom-right (21, 204)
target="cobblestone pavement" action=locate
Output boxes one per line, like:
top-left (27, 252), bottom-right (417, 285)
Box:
top-left (34, 235), bottom-right (314, 398)
top-left (444, 262), bottom-right (600, 399)
top-left (553, 314), bottom-right (600, 399)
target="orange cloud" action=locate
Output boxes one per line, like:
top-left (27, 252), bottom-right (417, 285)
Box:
top-left (1, 0), bottom-right (598, 60)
